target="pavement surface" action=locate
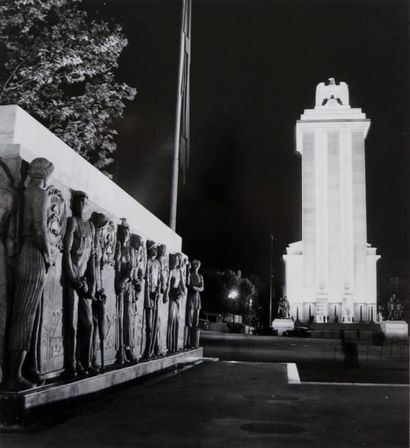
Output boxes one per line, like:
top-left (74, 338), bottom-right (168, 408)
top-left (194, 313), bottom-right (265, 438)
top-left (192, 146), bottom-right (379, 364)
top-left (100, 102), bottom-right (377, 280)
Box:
top-left (201, 331), bottom-right (409, 384)
top-left (1, 332), bottom-right (408, 448)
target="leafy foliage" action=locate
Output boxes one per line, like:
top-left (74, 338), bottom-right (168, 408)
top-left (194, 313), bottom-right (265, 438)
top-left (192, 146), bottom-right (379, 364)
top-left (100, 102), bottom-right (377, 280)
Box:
top-left (0, 0), bottom-right (136, 174)
top-left (221, 269), bottom-right (259, 324)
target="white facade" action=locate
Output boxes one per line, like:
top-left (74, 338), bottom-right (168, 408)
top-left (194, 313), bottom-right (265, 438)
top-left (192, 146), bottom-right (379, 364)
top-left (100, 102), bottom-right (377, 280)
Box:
top-left (284, 80), bottom-right (380, 323)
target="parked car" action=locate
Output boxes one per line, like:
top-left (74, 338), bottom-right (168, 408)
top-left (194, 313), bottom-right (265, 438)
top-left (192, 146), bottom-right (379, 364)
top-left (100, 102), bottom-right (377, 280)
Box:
top-left (282, 327), bottom-right (311, 338)
top-left (252, 326), bottom-right (279, 336)
top-left (227, 322), bottom-right (244, 333)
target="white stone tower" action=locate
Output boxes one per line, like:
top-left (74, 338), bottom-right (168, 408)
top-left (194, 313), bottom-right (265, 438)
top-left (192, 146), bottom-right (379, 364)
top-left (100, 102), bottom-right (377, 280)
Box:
top-left (284, 79), bottom-right (380, 324)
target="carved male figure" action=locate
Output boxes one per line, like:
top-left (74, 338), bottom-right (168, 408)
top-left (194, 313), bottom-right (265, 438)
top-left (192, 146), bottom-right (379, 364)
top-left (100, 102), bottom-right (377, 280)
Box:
top-left (62, 190), bottom-right (96, 377)
top-left (167, 253), bottom-right (184, 353)
top-left (143, 240), bottom-right (161, 358)
top-left (7, 158), bottom-right (54, 390)
top-left (89, 212), bottom-right (109, 372)
top-left (185, 259), bottom-right (204, 349)
top-left (114, 219), bottom-right (138, 364)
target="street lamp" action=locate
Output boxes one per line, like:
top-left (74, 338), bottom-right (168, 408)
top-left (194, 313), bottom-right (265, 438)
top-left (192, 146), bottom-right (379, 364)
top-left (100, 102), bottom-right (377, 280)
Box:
top-left (269, 234), bottom-right (276, 326)
top-left (228, 289), bottom-right (239, 322)
top-left (228, 289), bottom-right (239, 299)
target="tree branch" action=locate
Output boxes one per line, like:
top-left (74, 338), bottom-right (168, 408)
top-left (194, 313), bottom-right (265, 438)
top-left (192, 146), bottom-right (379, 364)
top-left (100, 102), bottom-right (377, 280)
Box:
top-left (3, 78), bottom-right (33, 92)
top-left (2, 53), bottom-right (32, 92)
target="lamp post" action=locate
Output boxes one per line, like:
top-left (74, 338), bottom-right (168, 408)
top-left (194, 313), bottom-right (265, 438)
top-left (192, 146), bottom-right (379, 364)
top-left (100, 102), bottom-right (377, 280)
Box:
top-left (228, 289), bottom-right (239, 323)
top-left (269, 234), bottom-right (275, 326)
top-left (247, 298), bottom-right (253, 326)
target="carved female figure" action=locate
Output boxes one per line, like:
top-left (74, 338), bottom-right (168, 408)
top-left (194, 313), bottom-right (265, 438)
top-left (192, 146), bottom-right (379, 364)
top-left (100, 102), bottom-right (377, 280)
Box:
top-left (185, 259), bottom-right (204, 349)
top-left (7, 158), bottom-right (54, 390)
top-left (167, 253), bottom-right (184, 353)
top-left (114, 219), bottom-right (137, 364)
top-left (129, 233), bottom-right (144, 355)
top-left (156, 244), bottom-right (169, 356)
top-left (143, 240), bottom-right (161, 358)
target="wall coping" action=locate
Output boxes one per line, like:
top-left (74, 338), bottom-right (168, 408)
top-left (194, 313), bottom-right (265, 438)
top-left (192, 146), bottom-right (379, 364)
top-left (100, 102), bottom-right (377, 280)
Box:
top-left (0, 105), bottom-right (181, 251)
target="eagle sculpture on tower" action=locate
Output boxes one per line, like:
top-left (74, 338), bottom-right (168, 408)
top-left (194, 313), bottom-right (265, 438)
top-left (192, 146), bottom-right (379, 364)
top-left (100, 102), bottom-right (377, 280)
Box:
top-left (315, 78), bottom-right (349, 107)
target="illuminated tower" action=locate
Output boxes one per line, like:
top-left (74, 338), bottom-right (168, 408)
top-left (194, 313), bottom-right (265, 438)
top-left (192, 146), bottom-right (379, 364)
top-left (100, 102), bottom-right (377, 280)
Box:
top-left (284, 79), bottom-right (380, 323)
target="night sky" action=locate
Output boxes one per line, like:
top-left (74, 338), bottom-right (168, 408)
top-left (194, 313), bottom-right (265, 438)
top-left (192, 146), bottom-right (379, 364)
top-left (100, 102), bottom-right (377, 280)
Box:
top-left (86, 0), bottom-right (408, 299)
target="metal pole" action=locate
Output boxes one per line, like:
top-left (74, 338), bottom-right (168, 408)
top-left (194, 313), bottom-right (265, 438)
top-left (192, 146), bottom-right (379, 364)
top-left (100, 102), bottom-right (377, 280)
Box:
top-left (269, 234), bottom-right (274, 325)
top-left (169, 0), bottom-right (187, 231)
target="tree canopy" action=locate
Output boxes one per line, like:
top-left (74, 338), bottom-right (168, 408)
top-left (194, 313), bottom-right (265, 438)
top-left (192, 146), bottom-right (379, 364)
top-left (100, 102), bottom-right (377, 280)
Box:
top-left (220, 269), bottom-right (260, 325)
top-left (0, 0), bottom-right (136, 174)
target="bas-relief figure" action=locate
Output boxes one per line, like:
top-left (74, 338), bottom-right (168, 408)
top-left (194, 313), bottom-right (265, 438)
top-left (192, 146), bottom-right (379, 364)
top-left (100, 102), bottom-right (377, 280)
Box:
top-left (6, 158), bottom-right (54, 391)
top-left (62, 190), bottom-right (97, 378)
top-left (167, 253), bottom-right (184, 353)
top-left (130, 234), bottom-right (145, 296)
top-left (89, 212), bottom-right (109, 372)
top-left (46, 186), bottom-right (67, 260)
top-left (39, 184), bottom-right (67, 372)
top-left (130, 233), bottom-right (145, 354)
top-left (157, 244), bottom-right (169, 356)
top-left (185, 259), bottom-right (203, 349)
top-left (179, 255), bottom-right (189, 348)
top-left (114, 219), bottom-right (139, 365)
top-left (98, 220), bottom-right (116, 360)
top-left (143, 240), bottom-right (161, 359)
top-left (101, 220), bottom-right (116, 267)
top-left (0, 160), bottom-right (17, 382)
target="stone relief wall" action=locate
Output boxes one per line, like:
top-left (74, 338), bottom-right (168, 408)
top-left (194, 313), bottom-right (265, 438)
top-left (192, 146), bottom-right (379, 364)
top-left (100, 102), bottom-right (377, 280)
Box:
top-left (0, 157), bottom-right (196, 386)
top-left (38, 185), bottom-right (190, 377)
top-left (0, 106), bottom-right (204, 390)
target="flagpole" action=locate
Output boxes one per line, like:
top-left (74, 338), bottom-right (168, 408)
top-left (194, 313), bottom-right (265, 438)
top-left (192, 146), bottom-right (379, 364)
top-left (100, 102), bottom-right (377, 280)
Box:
top-left (170, 0), bottom-right (188, 231)
top-left (269, 234), bottom-right (274, 325)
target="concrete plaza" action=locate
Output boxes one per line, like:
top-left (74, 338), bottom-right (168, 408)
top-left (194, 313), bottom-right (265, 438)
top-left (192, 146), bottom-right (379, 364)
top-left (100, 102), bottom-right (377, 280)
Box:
top-left (1, 333), bottom-right (408, 448)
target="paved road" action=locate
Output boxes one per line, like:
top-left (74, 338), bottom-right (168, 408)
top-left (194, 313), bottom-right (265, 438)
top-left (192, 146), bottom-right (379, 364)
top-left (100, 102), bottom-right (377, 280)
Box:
top-left (1, 332), bottom-right (408, 448)
top-left (1, 360), bottom-right (408, 448)
top-left (201, 331), bottom-right (409, 384)
top-left (201, 330), bottom-right (408, 362)
top-left (201, 330), bottom-right (342, 362)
